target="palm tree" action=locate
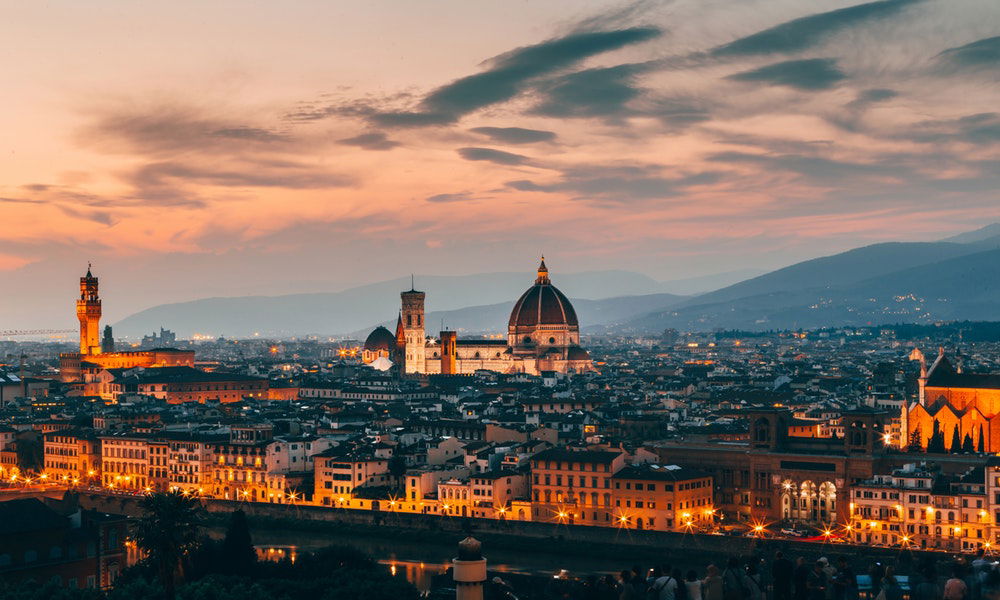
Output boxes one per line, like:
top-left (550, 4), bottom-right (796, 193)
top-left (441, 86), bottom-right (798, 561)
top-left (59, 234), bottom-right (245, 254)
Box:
top-left (132, 490), bottom-right (203, 598)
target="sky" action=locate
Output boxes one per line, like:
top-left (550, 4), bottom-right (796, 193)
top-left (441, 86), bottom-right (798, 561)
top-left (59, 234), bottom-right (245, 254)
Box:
top-left (1, 0), bottom-right (999, 327)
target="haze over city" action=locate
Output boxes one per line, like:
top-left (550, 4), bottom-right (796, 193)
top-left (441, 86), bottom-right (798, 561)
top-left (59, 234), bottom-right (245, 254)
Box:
top-left (3, 0), bottom-right (1000, 328)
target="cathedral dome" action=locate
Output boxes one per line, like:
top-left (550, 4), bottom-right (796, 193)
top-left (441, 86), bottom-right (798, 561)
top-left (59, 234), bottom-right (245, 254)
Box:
top-left (508, 258), bottom-right (578, 329)
top-left (364, 326), bottom-right (396, 353)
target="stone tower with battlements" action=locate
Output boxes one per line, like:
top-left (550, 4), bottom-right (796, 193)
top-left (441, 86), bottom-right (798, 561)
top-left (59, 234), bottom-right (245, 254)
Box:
top-left (76, 265), bottom-right (102, 355)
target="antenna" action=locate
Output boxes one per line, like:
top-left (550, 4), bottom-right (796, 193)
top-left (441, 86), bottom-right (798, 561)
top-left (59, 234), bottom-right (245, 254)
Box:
top-left (410, 274), bottom-right (415, 291)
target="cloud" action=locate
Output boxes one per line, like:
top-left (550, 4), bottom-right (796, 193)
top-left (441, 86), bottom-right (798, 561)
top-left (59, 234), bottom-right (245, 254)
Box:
top-left (506, 164), bottom-right (722, 203)
top-left (457, 147), bottom-right (531, 166)
top-left (0, 197), bottom-right (45, 204)
top-left (368, 27), bottom-right (661, 127)
top-left (532, 63), bottom-right (649, 118)
top-left (937, 36), bottom-right (1000, 71)
top-left (211, 127), bottom-right (286, 142)
top-left (707, 151), bottom-right (910, 181)
top-left (129, 161), bottom-right (355, 191)
top-left (469, 127), bottom-right (556, 144)
top-left (727, 58), bottom-right (846, 90)
top-left (426, 192), bottom-right (481, 203)
top-left (712, 0), bottom-right (924, 57)
top-left (57, 205), bottom-right (116, 226)
top-left (904, 113), bottom-right (1000, 145)
top-left (338, 132), bottom-right (401, 150)
top-left (79, 104), bottom-right (288, 156)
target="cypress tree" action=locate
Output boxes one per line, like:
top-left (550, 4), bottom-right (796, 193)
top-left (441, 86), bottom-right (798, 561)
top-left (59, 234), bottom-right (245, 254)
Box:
top-left (927, 419), bottom-right (946, 453)
top-left (907, 425), bottom-right (923, 452)
top-left (221, 509), bottom-right (257, 576)
top-left (979, 426), bottom-right (986, 453)
top-left (962, 433), bottom-right (975, 453)
top-left (950, 426), bottom-right (962, 453)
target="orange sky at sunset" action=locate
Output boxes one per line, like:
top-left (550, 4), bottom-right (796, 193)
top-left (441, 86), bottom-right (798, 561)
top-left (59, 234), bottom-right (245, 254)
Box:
top-left (2, 0), bottom-right (999, 326)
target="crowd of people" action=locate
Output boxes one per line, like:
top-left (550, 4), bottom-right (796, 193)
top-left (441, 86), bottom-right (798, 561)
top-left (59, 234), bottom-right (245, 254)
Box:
top-left (535, 549), bottom-right (1000, 600)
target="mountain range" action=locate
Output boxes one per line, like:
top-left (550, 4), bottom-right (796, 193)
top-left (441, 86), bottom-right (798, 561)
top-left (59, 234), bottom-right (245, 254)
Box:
top-left (113, 225), bottom-right (1000, 337)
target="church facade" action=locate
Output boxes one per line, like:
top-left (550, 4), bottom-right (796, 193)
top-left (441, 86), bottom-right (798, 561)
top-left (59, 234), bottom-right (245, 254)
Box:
top-left (902, 348), bottom-right (1000, 453)
top-left (362, 259), bottom-right (595, 376)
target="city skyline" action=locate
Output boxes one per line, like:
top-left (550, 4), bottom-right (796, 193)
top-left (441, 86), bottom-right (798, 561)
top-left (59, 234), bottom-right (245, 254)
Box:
top-left (2, 0), bottom-right (1000, 326)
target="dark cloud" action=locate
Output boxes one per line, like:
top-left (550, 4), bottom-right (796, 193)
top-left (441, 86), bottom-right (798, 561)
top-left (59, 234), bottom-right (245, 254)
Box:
top-left (904, 113), bottom-right (1000, 145)
top-left (937, 36), bottom-right (1000, 71)
top-left (707, 151), bottom-right (909, 181)
top-left (426, 192), bottom-right (480, 203)
top-left (856, 88), bottom-right (898, 103)
top-left (129, 161), bottom-right (356, 191)
top-left (532, 63), bottom-right (648, 118)
top-left (338, 132), bottom-right (401, 150)
top-left (712, 0), bottom-right (924, 56)
top-left (654, 98), bottom-right (713, 129)
top-left (368, 27), bottom-right (661, 127)
top-left (57, 205), bottom-right (116, 226)
top-left (727, 58), bottom-right (846, 90)
top-left (80, 106), bottom-right (288, 156)
top-left (469, 127), bottom-right (557, 144)
top-left (506, 165), bottom-right (722, 203)
top-left (457, 147), bottom-right (531, 166)
top-left (211, 127), bottom-right (286, 142)
top-left (0, 196), bottom-right (45, 204)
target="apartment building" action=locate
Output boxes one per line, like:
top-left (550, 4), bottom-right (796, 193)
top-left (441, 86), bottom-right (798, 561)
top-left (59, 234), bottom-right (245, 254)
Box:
top-left (529, 447), bottom-right (627, 526)
top-left (849, 462), bottom-right (989, 552)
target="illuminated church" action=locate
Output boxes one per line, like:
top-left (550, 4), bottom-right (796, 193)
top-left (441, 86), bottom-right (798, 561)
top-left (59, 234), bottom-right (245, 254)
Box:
top-left (59, 266), bottom-right (195, 382)
top-left (362, 259), bottom-right (594, 375)
top-left (902, 348), bottom-right (1000, 453)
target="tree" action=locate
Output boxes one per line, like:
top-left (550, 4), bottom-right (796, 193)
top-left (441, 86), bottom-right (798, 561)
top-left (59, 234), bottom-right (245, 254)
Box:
top-left (962, 433), bottom-right (975, 453)
top-left (950, 426), bottom-right (962, 454)
top-left (927, 419), bottom-right (946, 453)
top-left (979, 426), bottom-right (986, 453)
top-left (133, 490), bottom-right (203, 598)
top-left (907, 425), bottom-right (923, 452)
top-left (221, 509), bottom-right (257, 576)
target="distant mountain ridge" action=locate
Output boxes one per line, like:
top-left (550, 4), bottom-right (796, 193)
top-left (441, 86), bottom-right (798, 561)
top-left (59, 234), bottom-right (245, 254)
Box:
top-left (624, 230), bottom-right (1000, 332)
top-left (113, 270), bottom-right (690, 337)
top-left (113, 224), bottom-right (1000, 337)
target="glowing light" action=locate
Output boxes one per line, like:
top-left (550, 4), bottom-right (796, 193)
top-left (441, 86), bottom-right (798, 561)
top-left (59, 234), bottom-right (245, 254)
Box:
top-left (901, 535), bottom-right (910, 543)
top-left (88, 470), bottom-right (95, 476)
top-left (783, 482), bottom-right (792, 490)
top-left (868, 521), bottom-right (878, 529)
top-left (39, 473), bottom-right (48, 480)
top-left (882, 432), bottom-right (892, 444)
top-left (926, 507), bottom-right (935, 514)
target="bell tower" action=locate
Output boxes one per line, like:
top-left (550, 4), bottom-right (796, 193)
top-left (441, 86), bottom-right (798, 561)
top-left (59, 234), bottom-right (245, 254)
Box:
top-left (76, 264), bottom-right (102, 355)
top-left (400, 279), bottom-right (426, 374)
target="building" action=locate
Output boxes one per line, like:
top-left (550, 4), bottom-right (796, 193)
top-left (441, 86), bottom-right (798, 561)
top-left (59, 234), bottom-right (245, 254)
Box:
top-left (362, 259), bottom-right (595, 376)
top-left (0, 498), bottom-right (130, 590)
top-left (849, 462), bottom-right (990, 552)
top-left (42, 429), bottom-right (101, 485)
top-left (610, 464), bottom-right (715, 532)
top-left (99, 433), bottom-right (151, 491)
top-left (313, 449), bottom-right (392, 507)
top-left (904, 349), bottom-right (1000, 452)
top-left (649, 407), bottom-right (898, 525)
top-left (529, 447), bottom-right (627, 526)
top-left (122, 366), bottom-right (268, 404)
top-left (60, 267), bottom-right (195, 382)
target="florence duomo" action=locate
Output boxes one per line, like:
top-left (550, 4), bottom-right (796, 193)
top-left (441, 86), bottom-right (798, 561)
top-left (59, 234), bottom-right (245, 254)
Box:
top-left (362, 258), bottom-right (594, 375)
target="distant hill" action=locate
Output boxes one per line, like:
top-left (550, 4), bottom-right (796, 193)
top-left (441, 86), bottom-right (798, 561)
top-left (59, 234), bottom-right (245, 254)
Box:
top-left (113, 270), bottom-right (686, 337)
top-left (625, 240), bottom-right (1000, 332)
